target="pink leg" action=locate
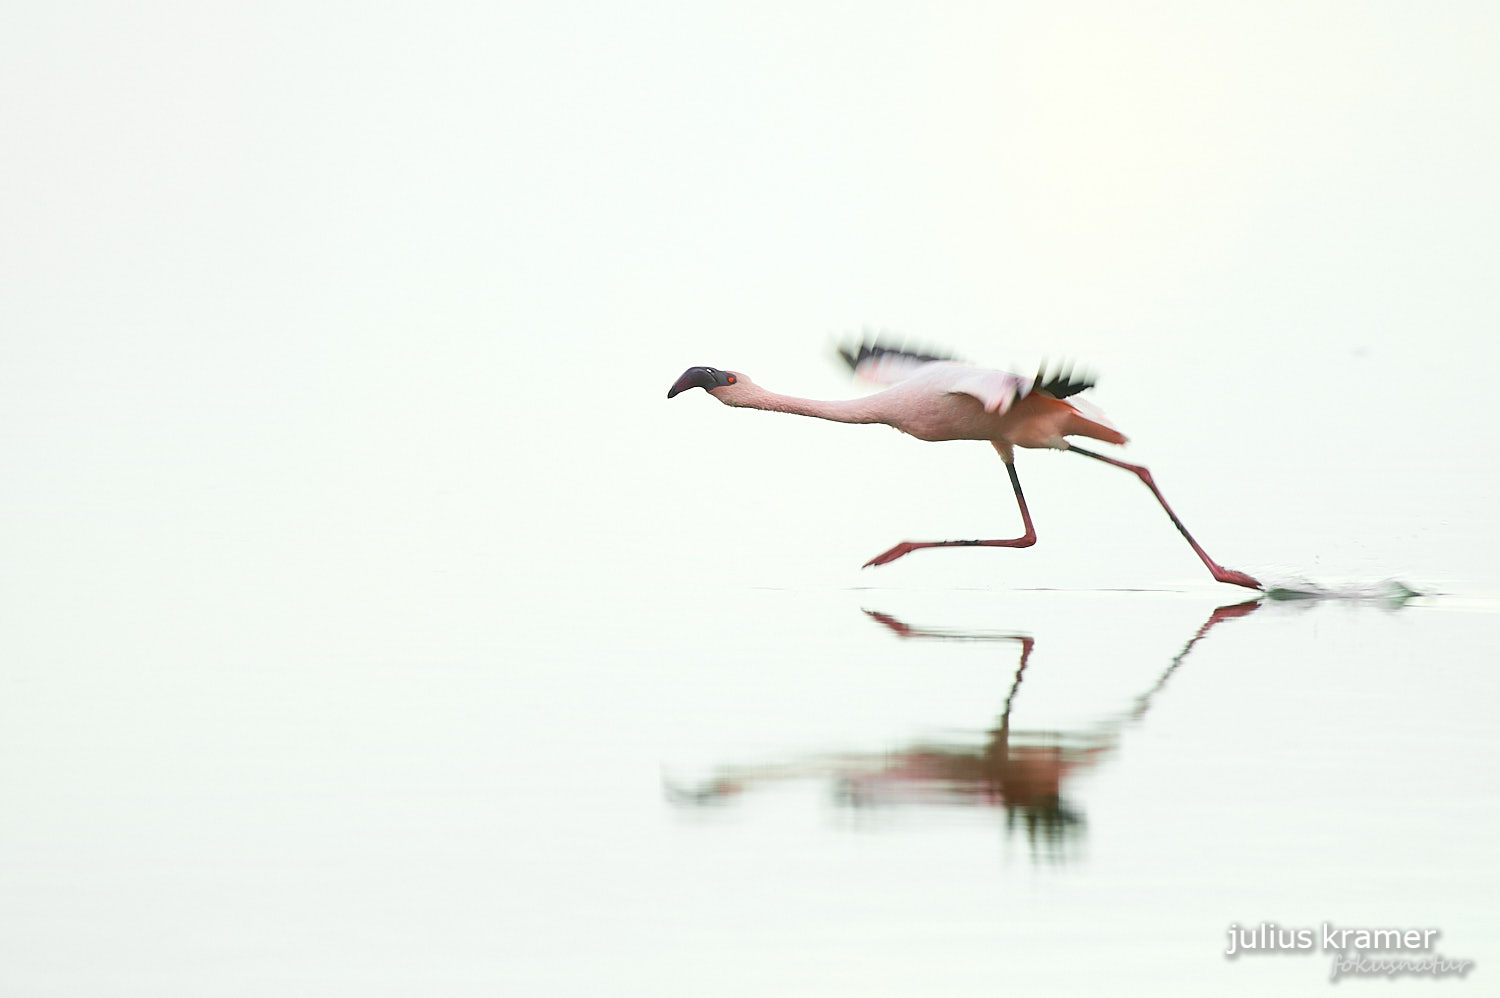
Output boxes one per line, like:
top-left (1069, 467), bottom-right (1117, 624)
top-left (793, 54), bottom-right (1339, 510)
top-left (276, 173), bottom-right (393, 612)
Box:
top-left (864, 459), bottom-right (1036, 568)
top-left (1069, 445), bottom-right (1261, 591)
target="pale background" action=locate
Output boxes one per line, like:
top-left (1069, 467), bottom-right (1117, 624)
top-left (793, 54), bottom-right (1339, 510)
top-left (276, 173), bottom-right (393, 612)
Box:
top-left (3, 2), bottom-right (1498, 995)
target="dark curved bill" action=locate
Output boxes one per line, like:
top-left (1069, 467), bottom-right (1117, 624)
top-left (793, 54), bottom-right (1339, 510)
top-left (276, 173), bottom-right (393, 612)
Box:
top-left (667, 367), bottom-right (719, 398)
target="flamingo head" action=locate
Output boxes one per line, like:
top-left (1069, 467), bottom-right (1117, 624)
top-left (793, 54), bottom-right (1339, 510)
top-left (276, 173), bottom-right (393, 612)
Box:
top-left (667, 366), bottom-right (744, 399)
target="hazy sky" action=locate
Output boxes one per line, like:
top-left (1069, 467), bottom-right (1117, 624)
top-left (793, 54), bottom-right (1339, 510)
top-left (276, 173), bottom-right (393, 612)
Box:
top-left (4, 1), bottom-right (1499, 628)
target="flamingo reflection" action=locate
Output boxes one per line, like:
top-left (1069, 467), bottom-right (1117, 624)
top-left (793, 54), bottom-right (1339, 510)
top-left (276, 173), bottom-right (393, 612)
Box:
top-left (667, 599), bottom-right (1263, 858)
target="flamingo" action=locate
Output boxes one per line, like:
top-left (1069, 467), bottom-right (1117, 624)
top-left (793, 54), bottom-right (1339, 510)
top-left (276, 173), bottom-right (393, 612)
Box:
top-left (667, 341), bottom-right (1261, 591)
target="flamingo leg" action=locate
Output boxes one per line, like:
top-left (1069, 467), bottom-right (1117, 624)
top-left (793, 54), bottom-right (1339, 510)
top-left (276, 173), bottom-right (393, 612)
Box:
top-left (1068, 445), bottom-right (1261, 591)
top-left (864, 455), bottom-right (1036, 568)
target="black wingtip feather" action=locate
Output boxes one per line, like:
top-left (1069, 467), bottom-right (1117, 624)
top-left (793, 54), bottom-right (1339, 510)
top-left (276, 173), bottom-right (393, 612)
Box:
top-left (1034, 361), bottom-right (1097, 399)
top-left (835, 334), bottom-right (959, 373)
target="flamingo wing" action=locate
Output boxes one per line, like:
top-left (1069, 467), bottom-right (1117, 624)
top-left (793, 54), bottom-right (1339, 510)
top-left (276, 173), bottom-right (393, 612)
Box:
top-left (946, 368), bottom-right (1036, 414)
top-left (948, 361), bottom-right (1103, 414)
top-left (837, 340), bottom-right (957, 386)
top-left (837, 338), bottom-right (1104, 419)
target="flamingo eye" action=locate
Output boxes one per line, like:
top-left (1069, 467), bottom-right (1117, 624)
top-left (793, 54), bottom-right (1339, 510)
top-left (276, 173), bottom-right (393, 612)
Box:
top-left (727, 375), bottom-right (736, 384)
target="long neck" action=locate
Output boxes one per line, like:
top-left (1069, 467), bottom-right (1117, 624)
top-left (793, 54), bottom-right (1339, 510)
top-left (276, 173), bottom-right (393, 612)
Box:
top-left (724, 383), bottom-right (887, 425)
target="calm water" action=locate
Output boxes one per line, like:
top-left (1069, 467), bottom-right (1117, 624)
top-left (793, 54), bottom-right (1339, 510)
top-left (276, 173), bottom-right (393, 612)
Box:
top-left (4, 582), bottom-right (1496, 995)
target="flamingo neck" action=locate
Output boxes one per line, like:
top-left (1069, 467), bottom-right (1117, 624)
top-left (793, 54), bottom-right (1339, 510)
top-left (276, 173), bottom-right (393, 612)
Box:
top-left (719, 383), bottom-right (886, 425)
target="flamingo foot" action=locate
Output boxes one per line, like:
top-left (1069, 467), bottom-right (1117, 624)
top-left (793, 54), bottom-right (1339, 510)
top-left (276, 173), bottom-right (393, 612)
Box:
top-left (863, 542), bottom-right (918, 568)
top-left (1214, 568), bottom-right (1263, 592)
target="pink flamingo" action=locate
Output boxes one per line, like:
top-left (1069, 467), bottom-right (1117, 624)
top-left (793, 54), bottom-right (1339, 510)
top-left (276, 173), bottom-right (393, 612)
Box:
top-left (667, 341), bottom-right (1260, 591)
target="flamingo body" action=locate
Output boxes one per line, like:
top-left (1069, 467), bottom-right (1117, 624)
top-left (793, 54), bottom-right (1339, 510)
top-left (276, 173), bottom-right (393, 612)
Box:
top-left (835, 360), bottom-right (1126, 452)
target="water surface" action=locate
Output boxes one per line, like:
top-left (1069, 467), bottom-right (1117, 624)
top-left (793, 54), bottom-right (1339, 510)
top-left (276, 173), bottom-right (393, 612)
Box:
top-left (6, 583), bottom-right (1494, 994)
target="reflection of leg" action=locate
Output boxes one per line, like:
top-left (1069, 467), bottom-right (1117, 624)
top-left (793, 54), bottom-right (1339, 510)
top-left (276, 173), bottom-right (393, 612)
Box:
top-left (862, 609), bottom-right (1032, 648)
top-left (997, 635), bottom-right (1036, 731)
top-left (986, 634), bottom-right (1035, 802)
top-left (864, 457), bottom-right (1036, 568)
top-left (862, 608), bottom-right (1038, 805)
top-left (1130, 598), bottom-right (1262, 721)
top-left (1068, 445), bottom-right (1262, 591)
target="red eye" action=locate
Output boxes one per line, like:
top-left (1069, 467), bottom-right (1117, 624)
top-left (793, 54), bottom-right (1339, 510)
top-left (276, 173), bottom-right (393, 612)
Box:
top-left (727, 375), bottom-right (736, 384)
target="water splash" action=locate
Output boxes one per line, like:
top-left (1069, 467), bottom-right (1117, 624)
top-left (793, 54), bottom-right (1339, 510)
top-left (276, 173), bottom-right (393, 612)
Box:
top-left (1262, 578), bottom-right (1425, 607)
